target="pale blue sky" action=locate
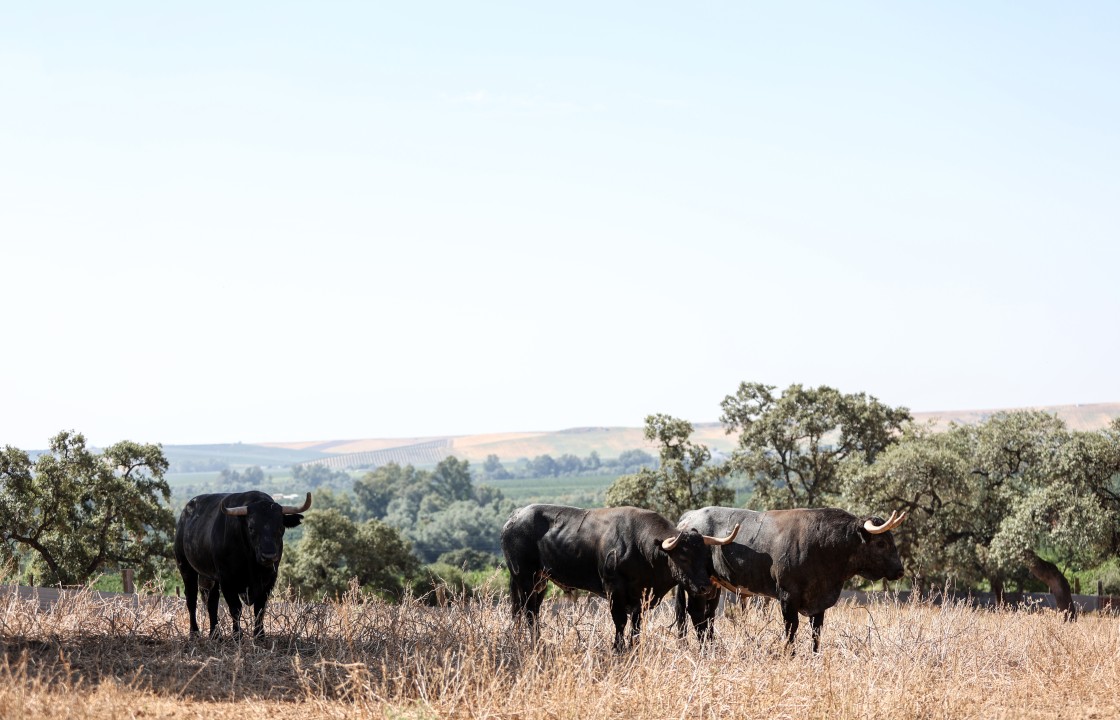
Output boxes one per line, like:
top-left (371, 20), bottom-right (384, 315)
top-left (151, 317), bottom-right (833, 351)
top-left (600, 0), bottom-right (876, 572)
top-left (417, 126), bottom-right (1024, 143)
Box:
top-left (2, 2), bottom-right (1118, 448)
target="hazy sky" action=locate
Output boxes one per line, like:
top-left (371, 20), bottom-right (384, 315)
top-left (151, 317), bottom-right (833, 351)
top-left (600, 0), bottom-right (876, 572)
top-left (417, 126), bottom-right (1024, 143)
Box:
top-left (2, 3), bottom-right (1118, 449)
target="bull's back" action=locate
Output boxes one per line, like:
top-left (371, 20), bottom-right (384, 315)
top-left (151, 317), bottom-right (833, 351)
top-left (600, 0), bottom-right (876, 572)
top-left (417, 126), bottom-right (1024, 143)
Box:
top-left (502, 504), bottom-right (615, 596)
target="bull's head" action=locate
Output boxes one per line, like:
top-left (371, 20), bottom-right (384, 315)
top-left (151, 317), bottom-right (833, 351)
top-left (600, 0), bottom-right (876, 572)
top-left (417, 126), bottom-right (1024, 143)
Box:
top-left (660, 524), bottom-right (741, 598)
top-left (222, 492), bottom-right (312, 568)
top-left (852, 510), bottom-right (906, 581)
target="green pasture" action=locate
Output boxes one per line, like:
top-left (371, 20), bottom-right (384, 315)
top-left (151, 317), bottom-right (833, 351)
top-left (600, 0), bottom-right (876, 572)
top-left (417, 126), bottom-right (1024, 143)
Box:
top-left (475, 473), bottom-right (615, 507)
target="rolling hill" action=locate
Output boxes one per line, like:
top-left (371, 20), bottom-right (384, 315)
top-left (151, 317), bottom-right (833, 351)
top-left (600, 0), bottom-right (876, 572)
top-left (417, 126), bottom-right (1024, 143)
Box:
top-left (232, 401), bottom-right (1120, 471)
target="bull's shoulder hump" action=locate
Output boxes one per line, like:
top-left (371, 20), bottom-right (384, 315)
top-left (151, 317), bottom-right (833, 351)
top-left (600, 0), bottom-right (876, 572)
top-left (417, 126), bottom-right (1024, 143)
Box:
top-left (506, 503), bottom-right (586, 525)
top-left (181, 493), bottom-right (234, 513)
top-left (526, 503), bottom-right (587, 516)
top-left (680, 510), bottom-right (761, 533)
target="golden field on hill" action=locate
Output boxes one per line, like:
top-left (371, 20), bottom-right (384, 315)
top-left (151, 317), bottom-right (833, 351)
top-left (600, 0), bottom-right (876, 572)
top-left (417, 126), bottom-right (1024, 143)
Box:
top-left (2, 583), bottom-right (1118, 719)
top-left (260, 402), bottom-right (1120, 463)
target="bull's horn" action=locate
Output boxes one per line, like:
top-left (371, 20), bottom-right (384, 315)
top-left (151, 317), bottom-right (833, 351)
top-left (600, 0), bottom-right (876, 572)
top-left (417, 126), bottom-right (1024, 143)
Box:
top-left (222, 504), bottom-right (249, 517)
top-left (281, 492), bottom-right (312, 514)
top-left (703, 523), bottom-right (741, 546)
top-left (661, 532), bottom-right (684, 551)
top-left (864, 510), bottom-right (906, 534)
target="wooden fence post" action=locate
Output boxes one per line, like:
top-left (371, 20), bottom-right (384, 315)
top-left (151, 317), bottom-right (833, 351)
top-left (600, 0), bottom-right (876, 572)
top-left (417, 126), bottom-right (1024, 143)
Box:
top-left (123, 569), bottom-right (135, 594)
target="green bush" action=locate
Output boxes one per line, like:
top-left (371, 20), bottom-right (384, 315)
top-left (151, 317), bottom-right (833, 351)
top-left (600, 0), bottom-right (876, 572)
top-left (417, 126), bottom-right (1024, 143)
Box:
top-left (435, 548), bottom-right (500, 572)
top-left (1069, 557), bottom-right (1120, 595)
top-left (412, 563), bottom-right (474, 605)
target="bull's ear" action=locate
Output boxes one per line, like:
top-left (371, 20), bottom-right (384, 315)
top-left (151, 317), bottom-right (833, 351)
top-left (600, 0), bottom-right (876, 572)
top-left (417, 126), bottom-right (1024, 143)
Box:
top-left (283, 513), bottom-right (304, 528)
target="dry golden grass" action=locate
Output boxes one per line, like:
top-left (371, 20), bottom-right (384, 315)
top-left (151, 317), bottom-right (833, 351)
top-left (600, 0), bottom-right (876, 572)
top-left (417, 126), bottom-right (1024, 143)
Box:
top-left (2, 584), bottom-right (1118, 720)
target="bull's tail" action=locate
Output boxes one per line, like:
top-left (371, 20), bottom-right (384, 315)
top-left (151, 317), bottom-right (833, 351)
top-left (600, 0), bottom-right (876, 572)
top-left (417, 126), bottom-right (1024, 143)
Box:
top-left (674, 585), bottom-right (689, 638)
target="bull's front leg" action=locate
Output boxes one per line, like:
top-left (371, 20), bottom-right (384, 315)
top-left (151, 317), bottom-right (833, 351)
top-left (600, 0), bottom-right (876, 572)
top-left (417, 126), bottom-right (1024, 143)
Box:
top-left (687, 590), bottom-right (717, 645)
top-left (629, 607), bottom-right (642, 646)
top-left (809, 611), bottom-right (825, 653)
top-left (206, 582), bottom-right (222, 638)
top-left (251, 595), bottom-right (268, 638)
top-left (220, 584), bottom-right (245, 639)
top-left (609, 598), bottom-right (630, 653)
top-left (779, 596), bottom-right (800, 653)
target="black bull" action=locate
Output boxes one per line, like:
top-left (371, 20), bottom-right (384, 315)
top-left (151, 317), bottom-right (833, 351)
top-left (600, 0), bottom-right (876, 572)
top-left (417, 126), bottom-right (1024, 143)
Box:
top-left (675, 506), bottom-right (906, 652)
top-left (501, 504), bottom-right (739, 652)
top-left (173, 490), bottom-right (311, 638)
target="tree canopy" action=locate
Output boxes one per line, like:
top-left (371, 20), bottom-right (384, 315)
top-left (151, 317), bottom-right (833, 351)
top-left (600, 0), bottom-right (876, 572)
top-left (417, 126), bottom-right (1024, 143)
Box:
top-left (844, 411), bottom-right (1120, 613)
top-left (280, 509), bottom-right (419, 598)
top-left (0, 431), bottom-right (175, 586)
top-left (350, 457), bottom-right (513, 564)
top-left (606, 413), bottom-right (734, 519)
top-left (721, 382), bottom-right (911, 509)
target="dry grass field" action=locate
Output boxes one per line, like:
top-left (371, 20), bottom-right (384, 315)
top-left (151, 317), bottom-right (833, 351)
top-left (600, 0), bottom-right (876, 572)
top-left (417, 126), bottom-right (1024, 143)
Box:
top-left (2, 583), bottom-right (1118, 720)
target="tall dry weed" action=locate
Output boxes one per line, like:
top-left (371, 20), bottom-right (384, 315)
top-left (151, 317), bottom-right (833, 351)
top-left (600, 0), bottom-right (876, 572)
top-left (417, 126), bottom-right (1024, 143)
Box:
top-left (1, 584), bottom-right (1117, 719)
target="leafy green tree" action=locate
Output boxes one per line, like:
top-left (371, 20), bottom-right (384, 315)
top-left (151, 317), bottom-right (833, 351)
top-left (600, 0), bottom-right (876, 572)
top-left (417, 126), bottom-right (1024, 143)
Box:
top-left (481, 454), bottom-right (511, 480)
top-left (606, 414), bottom-right (734, 519)
top-left (345, 459), bottom-right (513, 564)
top-left (475, 484), bottom-right (504, 506)
top-left (964, 412), bottom-right (1090, 611)
top-left (291, 463), bottom-right (352, 489)
top-left (308, 487), bottom-right (358, 520)
top-left (842, 422), bottom-right (992, 591)
top-left (981, 414), bottom-right (1120, 614)
top-left (429, 457), bottom-right (475, 502)
top-left (280, 509), bottom-right (419, 598)
top-left (353, 463), bottom-right (427, 520)
top-left (0, 431), bottom-right (175, 586)
top-left (411, 499), bottom-right (512, 562)
top-left (721, 382), bottom-right (911, 509)
top-left (615, 449), bottom-right (656, 473)
top-left (530, 454), bottom-right (559, 478)
top-left (218, 465), bottom-right (266, 488)
top-left (557, 454), bottom-right (583, 475)
top-left (845, 411), bottom-right (1120, 614)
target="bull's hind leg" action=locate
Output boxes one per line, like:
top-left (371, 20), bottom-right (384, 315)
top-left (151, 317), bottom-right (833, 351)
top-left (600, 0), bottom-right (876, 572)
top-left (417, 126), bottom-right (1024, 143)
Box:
top-left (509, 567), bottom-right (545, 642)
top-left (809, 611), bottom-right (825, 653)
top-left (180, 564), bottom-right (201, 636)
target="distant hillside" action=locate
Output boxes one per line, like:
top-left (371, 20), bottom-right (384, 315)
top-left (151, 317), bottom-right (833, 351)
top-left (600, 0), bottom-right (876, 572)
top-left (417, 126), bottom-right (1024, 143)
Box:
top-left (161, 442), bottom-right (333, 471)
top-left (257, 402), bottom-right (1120, 471)
top-left (910, 402), bottom-right (1120, 433)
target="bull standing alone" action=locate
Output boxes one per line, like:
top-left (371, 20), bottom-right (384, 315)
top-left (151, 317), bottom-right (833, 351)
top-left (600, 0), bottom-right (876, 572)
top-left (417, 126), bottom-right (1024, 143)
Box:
top-left (501, 503), bottom-right (739, 652)
top-left (675, 507), bottom-right (906, 652)
top-left (174, 490), bottom-right (311, 638)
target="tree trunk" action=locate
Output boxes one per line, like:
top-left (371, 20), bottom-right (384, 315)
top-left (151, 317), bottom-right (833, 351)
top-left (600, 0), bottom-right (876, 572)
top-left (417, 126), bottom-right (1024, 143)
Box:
top-left (1025, 551), bottom-right (1077, 620)
top-left (989, 576), bottom-right (1006, 606)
